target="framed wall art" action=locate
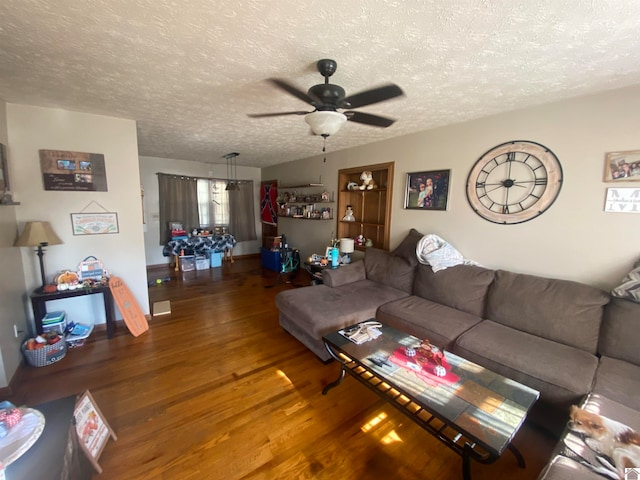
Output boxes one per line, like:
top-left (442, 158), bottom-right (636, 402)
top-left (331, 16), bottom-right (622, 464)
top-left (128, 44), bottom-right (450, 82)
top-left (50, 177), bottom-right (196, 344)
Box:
top-left (71, 212), bottom-right (119, 235)
top-left (39, 149), bottom-right (108, 191)
top-left (404, 169), bottom-right (451, 210)
top-left (604, 187), bottom-right (640, 213)
top-left (604, 150), bottom-right (640, 182)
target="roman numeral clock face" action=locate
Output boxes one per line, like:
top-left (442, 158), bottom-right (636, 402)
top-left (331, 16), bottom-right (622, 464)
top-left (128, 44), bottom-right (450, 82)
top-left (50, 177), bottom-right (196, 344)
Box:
top-left (466, 141), bottom-right (563, 224)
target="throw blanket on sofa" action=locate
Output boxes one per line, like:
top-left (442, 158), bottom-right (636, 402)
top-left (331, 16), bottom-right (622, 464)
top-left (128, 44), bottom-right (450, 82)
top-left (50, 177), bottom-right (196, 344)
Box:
top-left (415, 234), bottom-right (478, 272)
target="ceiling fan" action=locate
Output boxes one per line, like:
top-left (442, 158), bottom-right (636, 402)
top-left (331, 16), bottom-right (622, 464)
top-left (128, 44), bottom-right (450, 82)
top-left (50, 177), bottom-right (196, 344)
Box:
top-left (248, 59), bottom-right (404, 137)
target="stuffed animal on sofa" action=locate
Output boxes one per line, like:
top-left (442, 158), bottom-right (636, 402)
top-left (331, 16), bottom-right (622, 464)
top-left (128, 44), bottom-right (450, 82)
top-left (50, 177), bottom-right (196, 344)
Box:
top-left (359, 171), bottom-right (377, 190)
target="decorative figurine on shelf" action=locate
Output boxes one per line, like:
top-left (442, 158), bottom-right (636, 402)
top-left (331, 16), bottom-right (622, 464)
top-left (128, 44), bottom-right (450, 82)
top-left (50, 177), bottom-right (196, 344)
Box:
top-left (355, 234), bottom-right (366, 246)
top-left (342, 205), bottom-right (355, 222)
top-left (365, 238), bottom-right (373, 247)
top-left (359, 171), bottom-right (377, 190)
top-left (321, 191), bottom-right (330, 202)
top-left (346, 181), bottom-right (359, 191)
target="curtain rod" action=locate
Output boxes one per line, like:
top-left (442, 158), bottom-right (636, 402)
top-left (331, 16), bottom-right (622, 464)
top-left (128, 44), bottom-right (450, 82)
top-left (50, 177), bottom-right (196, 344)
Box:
top-left (156, 172), bottom-right (251, 183)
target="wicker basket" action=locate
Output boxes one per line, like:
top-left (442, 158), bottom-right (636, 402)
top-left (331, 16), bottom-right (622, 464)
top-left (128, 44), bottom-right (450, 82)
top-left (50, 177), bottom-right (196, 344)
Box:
top-left (22, 338), bottom-right (67, 367)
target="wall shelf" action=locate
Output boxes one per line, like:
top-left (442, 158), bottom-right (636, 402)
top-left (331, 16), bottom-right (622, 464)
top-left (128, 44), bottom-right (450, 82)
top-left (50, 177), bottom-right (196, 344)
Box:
top-left (337, 162), bottom-right (394, 250)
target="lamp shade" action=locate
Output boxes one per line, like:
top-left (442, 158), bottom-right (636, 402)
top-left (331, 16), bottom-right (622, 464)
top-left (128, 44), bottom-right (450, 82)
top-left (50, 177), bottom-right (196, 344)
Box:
top-left (339, 238), bottom-right (355, 254)
top-left (15, 221), bottom-right (63, 247)
top-left (305, 111), bottom-right (347, 136)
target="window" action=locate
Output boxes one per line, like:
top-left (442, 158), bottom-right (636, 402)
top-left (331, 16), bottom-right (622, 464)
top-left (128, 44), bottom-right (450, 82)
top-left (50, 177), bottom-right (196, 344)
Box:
top-left (197, 179), bottom-right (229, 228)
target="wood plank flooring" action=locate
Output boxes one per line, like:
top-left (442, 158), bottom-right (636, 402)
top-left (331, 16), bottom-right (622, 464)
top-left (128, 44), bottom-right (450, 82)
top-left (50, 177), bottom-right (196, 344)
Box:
top-left (8, 257), bottom-right (556, 479)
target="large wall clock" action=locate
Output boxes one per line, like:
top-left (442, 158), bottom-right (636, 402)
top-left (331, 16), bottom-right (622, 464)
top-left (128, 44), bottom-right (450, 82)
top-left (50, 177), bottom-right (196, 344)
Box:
top-left (466, 140), bottom-right (563, 225)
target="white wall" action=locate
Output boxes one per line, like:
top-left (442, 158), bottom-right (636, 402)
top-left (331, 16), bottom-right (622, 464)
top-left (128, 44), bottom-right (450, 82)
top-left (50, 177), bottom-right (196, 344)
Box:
top-left (0, 98), bottom-right (28, 388)
top-left (7, 104), bottom-right (149, 333)
top-left (139, 156), bottom-right (262, 266)
top-left (263, 85), bottom-right (640, 290)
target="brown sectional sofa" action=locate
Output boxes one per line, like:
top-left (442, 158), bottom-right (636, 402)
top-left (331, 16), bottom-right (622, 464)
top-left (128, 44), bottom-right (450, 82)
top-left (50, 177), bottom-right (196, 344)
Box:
top-left (274, 229), bottom-right (640, 477)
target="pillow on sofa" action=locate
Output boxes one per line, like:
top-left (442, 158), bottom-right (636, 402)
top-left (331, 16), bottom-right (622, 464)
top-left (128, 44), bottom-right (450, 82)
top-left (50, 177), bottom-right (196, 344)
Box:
top-left (413, 264), bottom-right (494, 318)
top-left (365, 247), bottom-right (415, 294)
top-left (486, 270), bottom-right (609, 353)
top-left (391, 228), bottom-right (424, 267)
top-left (611, 258), bottom-right (640, 302)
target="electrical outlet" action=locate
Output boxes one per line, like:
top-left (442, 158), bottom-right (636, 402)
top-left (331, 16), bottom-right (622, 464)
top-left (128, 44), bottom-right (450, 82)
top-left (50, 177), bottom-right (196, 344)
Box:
top-left (13, 324), bottom-right (19, 338)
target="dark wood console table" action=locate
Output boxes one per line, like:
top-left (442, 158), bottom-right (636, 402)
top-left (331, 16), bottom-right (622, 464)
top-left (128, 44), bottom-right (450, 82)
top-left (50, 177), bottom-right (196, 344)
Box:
top-left (30, 285), bottom-right (116, 338)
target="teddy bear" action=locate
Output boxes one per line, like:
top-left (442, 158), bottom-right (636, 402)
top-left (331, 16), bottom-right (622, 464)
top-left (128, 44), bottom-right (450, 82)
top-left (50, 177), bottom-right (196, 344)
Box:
top-left (359, 171), bottom-right (377, 190)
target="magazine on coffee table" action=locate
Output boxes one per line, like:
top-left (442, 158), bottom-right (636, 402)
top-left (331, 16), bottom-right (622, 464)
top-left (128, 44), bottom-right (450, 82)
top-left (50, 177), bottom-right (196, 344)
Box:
top-left (338, 321), bottom-right (382, 344)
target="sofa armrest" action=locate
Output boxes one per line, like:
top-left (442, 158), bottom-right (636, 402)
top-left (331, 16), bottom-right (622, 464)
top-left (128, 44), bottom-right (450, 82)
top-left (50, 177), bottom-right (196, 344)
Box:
top-left (322, 260), bottom-right (366, 287)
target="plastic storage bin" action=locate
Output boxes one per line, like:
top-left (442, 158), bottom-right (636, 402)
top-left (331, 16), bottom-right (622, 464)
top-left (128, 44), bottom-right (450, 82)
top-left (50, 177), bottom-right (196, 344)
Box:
top-left (210, 251), bottom-right (223, 268)
top-left (179, 255), bottom-right (196, 272)
top-left (261, 248), bottom-right (281, 272)
top-left (195, 255), bottom-right (209, 270)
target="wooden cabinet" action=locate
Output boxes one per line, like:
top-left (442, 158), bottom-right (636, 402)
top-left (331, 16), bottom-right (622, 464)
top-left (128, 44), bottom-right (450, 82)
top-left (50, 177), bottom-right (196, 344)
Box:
top-left (337, 162), bottom-right (394, 250)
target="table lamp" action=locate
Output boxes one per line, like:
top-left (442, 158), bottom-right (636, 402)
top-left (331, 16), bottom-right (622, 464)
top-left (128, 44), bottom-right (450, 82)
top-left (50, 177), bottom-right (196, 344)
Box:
top-left (15, 221), bottom-right (63, 288)
top-left (339, 238), bottom-right (355, 264)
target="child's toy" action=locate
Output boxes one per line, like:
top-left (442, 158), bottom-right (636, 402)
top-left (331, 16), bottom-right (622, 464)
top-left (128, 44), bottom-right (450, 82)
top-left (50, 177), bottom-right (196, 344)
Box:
top-left (359, 171), bottom-right (377, 190)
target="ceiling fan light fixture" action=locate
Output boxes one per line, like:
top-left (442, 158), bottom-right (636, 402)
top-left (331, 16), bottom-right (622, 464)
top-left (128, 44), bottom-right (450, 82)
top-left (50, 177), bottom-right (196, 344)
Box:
top-left (305, 111), bottom-right (347, 136)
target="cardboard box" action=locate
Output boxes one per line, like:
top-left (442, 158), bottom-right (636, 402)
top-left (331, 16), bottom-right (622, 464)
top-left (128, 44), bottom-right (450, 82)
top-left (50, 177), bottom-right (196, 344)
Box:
top-left (179, 255), bottom-right (195, 272)
top-left (210, 251), bottom-right (223, 268)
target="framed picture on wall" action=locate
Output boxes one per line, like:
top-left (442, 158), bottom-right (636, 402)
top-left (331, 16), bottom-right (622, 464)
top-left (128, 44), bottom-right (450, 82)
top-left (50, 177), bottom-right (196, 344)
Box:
top-left (604, 149), bottom-right (640, 182)
top-left (404, 169), bottom-right (451, 210)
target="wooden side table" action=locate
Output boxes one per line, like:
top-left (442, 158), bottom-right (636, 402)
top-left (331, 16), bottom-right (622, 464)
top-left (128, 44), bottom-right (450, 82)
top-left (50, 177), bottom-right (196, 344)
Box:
top-left (5, 396), bottom-right (93, 480)
top-left (30, 285), bottom-right (116, 338)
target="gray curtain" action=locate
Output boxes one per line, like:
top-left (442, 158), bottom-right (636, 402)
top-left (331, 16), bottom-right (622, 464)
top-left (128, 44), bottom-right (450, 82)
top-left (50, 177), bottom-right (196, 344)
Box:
top-left (229, 181), bottom-right (257, 242)
top-left (158, 174), bottom-right (199, 245)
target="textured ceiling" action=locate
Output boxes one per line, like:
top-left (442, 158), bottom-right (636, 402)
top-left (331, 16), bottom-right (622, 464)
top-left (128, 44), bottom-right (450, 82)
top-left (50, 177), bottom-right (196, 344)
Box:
top-left (1, 1), bottom-right (640, 168)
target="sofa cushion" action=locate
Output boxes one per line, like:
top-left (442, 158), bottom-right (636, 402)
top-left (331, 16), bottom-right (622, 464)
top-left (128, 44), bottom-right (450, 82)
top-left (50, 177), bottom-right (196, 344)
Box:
top-left (486, 270), bottom-right (609, 353)
top-left (322, 260), bottom-right (366, 287)
top-left (275, 279), bottom-right (409, 339)
top-left (365, 247), bottom-right (415, 294)
top-left (454, 320), bottom-right (598, 405)
top-left (413, 264), bottom-right (494, 318)
top-left (376, 296), bottom-right (482, 350)
top-left (599, 296), bottom-right (640, 365)
top-left (391, 228), bottom-right (424, 266)
top-left (592, 356), bottom-right (640, 411)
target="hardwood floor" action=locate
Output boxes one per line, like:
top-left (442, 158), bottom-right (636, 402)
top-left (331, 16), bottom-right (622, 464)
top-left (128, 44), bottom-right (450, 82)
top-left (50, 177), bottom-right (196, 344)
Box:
top-left (8, 257), bottom-right (556, 479)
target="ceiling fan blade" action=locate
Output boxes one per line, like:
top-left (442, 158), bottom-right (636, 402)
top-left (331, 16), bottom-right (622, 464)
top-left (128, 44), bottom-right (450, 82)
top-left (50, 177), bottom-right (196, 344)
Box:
top-left (247, 111), bottom-right (311, 118)
top-left (269, 78), bottom-right (319, 105)
top-left (344, 111), bottom-right (396, 128)
top-left (342, 84), bottom-right (404, 109)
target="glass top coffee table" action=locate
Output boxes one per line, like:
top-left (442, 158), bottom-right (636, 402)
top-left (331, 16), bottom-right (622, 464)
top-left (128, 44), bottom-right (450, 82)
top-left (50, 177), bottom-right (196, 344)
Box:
top-left (322, 321), bottom-right (539, 480)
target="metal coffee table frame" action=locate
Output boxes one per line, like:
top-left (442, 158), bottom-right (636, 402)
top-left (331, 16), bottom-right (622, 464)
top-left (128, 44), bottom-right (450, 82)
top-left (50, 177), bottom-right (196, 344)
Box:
top-left (322, 330), bottom-right (537, 480)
